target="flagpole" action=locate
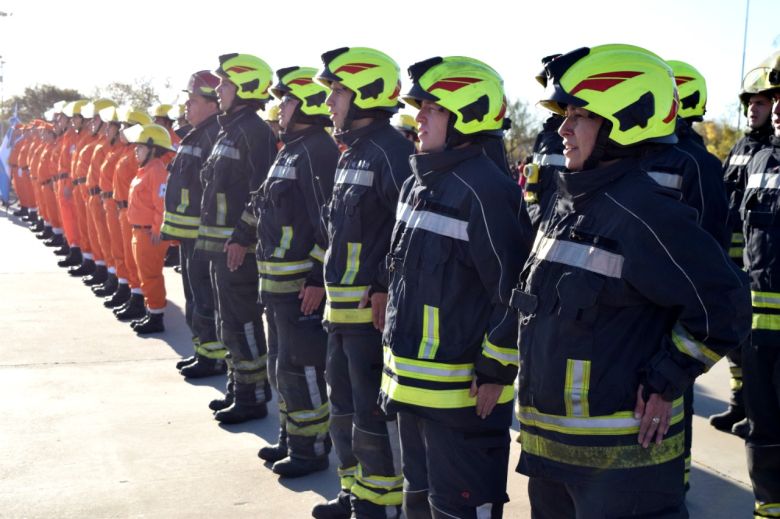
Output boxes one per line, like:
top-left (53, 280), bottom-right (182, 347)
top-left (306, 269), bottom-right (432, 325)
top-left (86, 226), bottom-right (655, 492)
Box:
top-left (737, 0), bottom-right (750, 129)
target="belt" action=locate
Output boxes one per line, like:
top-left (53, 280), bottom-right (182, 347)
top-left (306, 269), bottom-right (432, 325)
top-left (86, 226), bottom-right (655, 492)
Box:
top-left (73, 177), bottom-right (87, 185)
top-left (42, 178), bottom-right (55, 186)
top-left (88, 186), bottom-right (101, 196)
top-left (100, 191), bottom-right (114, 199)
top-left (56, 172), bottom-right (69, 181)
top-left (132, 224), bottom-right (152, 229)
top-left (116, 200), bottom-right (128, 209)
top-left (21, 167), bottom-right (30, 171)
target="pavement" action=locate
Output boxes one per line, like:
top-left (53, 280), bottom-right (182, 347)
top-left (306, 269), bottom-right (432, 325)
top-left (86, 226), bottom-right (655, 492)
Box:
top-left (0, 206), bottom-right (756, 518)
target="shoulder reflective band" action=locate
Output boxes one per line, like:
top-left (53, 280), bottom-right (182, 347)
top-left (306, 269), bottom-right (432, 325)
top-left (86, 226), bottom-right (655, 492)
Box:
top-left (747, 172), bottom-right (780, 190)
top-left (179, 145), bottom-right (203, 158)
top-left (417, 305), bottom-right (440, 359)
top-left (273, 226), bottom-right (293, 258)
top-left (564, 359), bottom-right (591, 417)
top-left (176, 188), bottom-right (190, 213)
top-left (647, 171), bottom-right (683, 190)
top-left (326, 285), bottom-right (368, 303)
top-left (258, 259), bottom-right (313, 275)
top-left (340, 242), bottom-right (361, 284)
top-left (534, 235), bottom-right (624, 278)
top-left (214, 143), bottom-right (240, 160)
top-left (336, 168), bottom-right (374, 187)
top-left (397, 203), bottom-right (469, 241)
top-left (482, 336), bottom-right (518, 367)
top-left (728, 154), bottom-right (750, 166)
top-left (752, 290), bottom-right (780, 309)
top-left (269, 165), bottom-right (297, 179)
top-left (519, 429), bottom-right (684, 469)
top-left (216, 193), bottom-right (227, 226)
top-left (670, 323), bottom-right (720, 369)
top-left (533, 153), bottom-right (566, 167)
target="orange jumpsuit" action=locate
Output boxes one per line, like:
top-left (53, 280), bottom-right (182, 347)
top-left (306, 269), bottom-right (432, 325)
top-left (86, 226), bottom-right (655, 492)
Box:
top-left (127, 156), bottom-right (169, 311)
top-left (71, 132), bottom-right (101, 260)
top-left (113, 147), bottom-right (141, 290)
top-left (9, 133), bottom-right (33, 210)
top-left (99, 140), bottom-right (126, 281)
top-left (86, 135), bottom-right (111, 267)
top-left (55, 128), bottom-right (80, 246)
top-left (16, 136), bottom-right (37, 213)
top-left (35, 141), bottom-right (62, 231)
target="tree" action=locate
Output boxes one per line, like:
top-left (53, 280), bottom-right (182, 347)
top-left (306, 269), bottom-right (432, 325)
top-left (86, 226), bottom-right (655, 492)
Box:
top-left (1, 84), bottom-right (85, 122)
top-left (504, 99), bottom-right (541, 165)
top-left (92, 78), bottom-right (160, 110)
top-left (695, 118), bottom-right (741, 162)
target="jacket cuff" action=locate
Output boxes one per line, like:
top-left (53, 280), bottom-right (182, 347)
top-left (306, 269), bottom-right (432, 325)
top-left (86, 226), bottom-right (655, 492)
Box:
top-left (475, 355), bottom-right (517, 387)
top-left (641, 342), bottom-right (697, 402)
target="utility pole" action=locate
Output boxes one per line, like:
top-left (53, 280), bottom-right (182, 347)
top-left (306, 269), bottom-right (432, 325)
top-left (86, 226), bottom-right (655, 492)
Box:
top-left (737, 0), bottom-right (750, 129)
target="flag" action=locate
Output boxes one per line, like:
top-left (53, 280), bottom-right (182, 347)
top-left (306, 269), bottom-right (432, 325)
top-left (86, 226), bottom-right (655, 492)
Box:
top-left (0, 104), bottom-right (20, 205)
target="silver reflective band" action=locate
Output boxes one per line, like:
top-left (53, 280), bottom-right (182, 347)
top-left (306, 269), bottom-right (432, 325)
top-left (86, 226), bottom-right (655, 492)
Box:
top-left (214, 143), bottom-right (240, 160)
top-left (390, 357), bottom-right (473, 379)
top-left (753, 292), bottom-right (780, 307)
top-left (729, 154), bottom-right (750, 166)
top-left (270, 165), bottom-right (297, 179)
top-left (672, 323), bottom-right (718, 368)
top-left (747, 172), bottom-right (780, 190)
top-left (535, 235), bottom-right (624, 278)
top-left (179, 145), bottom-right (203, 158)
top-left (336, 168), bottom-right (374, 187)
top-left (402, 209), bottom-right (468, 241)
top-left (568, 360), bottom-right (588, 417)
top-left (533, 153), bottom-right (566, 167)
top-left (520, 408), bottom-right (641, 430)
top-left (647, 171), bottom-right (683, 190)
top-left (396, 201), bottom-right (412, 223)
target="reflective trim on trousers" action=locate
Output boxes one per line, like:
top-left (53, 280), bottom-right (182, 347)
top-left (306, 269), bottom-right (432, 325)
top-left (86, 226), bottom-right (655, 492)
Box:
top-left (194, 340), bottom-right (227, 359)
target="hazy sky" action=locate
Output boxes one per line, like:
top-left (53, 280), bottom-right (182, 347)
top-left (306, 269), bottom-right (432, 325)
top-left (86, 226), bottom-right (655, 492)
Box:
top-left (0, 0), bottom-right (777, 126)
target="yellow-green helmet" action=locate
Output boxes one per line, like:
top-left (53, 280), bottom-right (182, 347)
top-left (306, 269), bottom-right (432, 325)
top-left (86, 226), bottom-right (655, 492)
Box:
top-left (740, 50), bottom-right (780, 109)
top-left (122, 123), bottom-right (175, 151)
top-left (62, 99), bottom-right (90, 118)
top-left (215, 53), bottom-right (273, 102)
top-left (149, 104), bottom-right (175, 119)
top-left (271, 66), bottom-right (331, 125)
top-left (99, 106), bottom-right (120, 124)
top-left (81, 99), bottom-right (117, 119)
top-left (402, 56), bottom-right (508, 137)
top-left (393, 113), bottom-right (418, 134)
top-left (667, 60), bottom-right (707, 120)
top-left (540, 44), bottom-right (678, 146)
top-left (117, 106), bottom-right (153, 126)
top-left (315, 47), bottom-right (401, 113)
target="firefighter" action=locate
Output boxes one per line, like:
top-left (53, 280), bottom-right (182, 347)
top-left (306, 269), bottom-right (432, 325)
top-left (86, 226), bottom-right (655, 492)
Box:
top-left (51, 101), bottom-right (80, 258)
top-left (160, 70), bottom-right (228, 378)
top-left (310, 46), bottom-right (414, 519)
top-left (513, 45), bottom-right (751, 518)
top-left (123, 123), bottom-right (174, 334)
top-left (710, 64), bottom-right (776, 437)
top-left (239, 66), bottom-right (339, 478)
top-left (391, 113), bottom-right (418, 144)
top-left (739, 51), bottom-right (780, 519)
top-left (194, 53), bottom-right (278, 424)
top-left (378, 55), bottom-right (533, 519)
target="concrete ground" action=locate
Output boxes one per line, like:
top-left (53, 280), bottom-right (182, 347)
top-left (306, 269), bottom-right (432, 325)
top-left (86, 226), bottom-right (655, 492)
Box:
top-left (0, 207), bottom-right (755, 518)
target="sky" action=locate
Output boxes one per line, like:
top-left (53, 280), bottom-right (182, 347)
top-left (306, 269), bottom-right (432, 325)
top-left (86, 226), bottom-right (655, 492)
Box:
top-left (0, 0), bottom-right (777, 127)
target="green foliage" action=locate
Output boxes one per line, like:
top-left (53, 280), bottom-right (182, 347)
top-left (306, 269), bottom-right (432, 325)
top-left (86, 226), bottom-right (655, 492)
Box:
top-left (92, 78), bottom-right (160, 110)
top-left (695, 118), bottom-right (741, 161)
top-left (1, 84), bottom-right (84, 121)
top-left (504, 99), bottom-right (540, 165)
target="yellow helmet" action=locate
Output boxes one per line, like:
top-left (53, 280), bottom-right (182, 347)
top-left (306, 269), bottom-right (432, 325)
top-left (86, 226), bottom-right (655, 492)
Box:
top-left (81, 99), bottom-right (117, 119)
top-left (261, 102), bottom-right (280, 122)
top-left (215, 53), bottom-right (273, 102)
top-left (539, 44), bottom-right (678, 146)
top-left (393, 113), bottom-right (418, 134)
top-left (740, 50), bottom-right (780, 108)
top-left (149, 104), bottom-right (175, 119)
top-left (316, 47), bottom-right (401, 113)
top-left (99, 106), bottom-right (120, 124)
top-left (168, 104), bottom-right (185, 120)
top-left (62, 99), bottom-right (90, 118)
top-left (117, 106), bottom-right (153, 126)
top-left (272, 66), bottom-right (331, 118)
top-left (402, 56), bottom-right (507, 137)
top-left (122, 123), bottom-right (175, 151)
top-left (52, 100), bottom-right (67, 114)
top-left (667, 60), bottom-right (707, 120)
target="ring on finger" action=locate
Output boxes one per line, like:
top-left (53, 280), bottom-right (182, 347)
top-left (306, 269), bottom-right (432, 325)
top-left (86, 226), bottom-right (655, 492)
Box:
top-left (651, 416), bottom-right (661, 425)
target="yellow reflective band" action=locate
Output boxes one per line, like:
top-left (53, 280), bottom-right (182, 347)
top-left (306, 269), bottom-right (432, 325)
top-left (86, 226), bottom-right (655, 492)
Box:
top-left (564, 359), bottom-right (591, 417)
top-left (286, 420), bottom-right (330, 436)
top-left (326, 285), bottom-right (368, 303)
top-left (340, 242), bottom-right (362, 284)
top-left (729, 247), bottom-right (744, 258)
top-left (288, 402), bottom-right (329, 423)
top-left (194, 341), bottom-right (227, 359)
top-left (273, 226), bottom-right (293, 258)
top-left (731, 232), bottom-right (744, 245)
top-left (176, 188), bottom-right (190, 213)
top-left (753, 313), bottom-right (780, 331)
top-left (216, 192), bottom-right (227, 226)
top-left (310, 244), bottom-right (325, 263)
top-left (196, 239), bottom-right (229, 252)
top-left (671, 323), bottom-right (720, 369)
top-left (355, 465), bottom-right (404, 490)
top-left (198, 225), bottom-right (233, 238)
top-left (351, 480), bottom-right (403, 507)
top-left (338, 466), bottom-right (356, 492)
top-left (233, 356), bottom-right (268, 372)
top-left (417, 305), bottom-right (440, 360)
top-left (258, 259), bottom-right (313, 275)
top-left (518, 398), bottom-right (685, 436)
top-left (259, 277), bottom-right (305, 294)
top-left (240, 210), bottom-right (257, 227)
top-left (234, 370), bottom-right (268, 384)
top-left (385, 348), bottom-right (473, 382)
top-left (755, 502), bottom-right (780, 517)
top-left (381, 372), bottom-right (514, 409)
top-left (160, 223), bottom-right (199, 239)
top-left (324, 303), bottom-right (372, 324)
top-left (482, 336), bottom-right (518, 367)
top-left (752, 291), bottom-right (780, 309)
top-left (520, 429), bottom-right (684, 469)
top-left (163, 211), bottom-right (200, 227)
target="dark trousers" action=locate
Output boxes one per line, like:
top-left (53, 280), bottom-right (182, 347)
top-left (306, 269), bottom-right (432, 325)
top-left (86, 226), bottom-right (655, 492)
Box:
top-left (399, 411), bottom-right (509, 519)
top-left (182, 240), bottom-right (224, 360)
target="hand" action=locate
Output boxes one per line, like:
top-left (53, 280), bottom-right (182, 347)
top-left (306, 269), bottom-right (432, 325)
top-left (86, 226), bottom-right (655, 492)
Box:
top-left (634, 384), bottom-right (673, 448)
top-left (470, 379), bottom-right (503, 419)
top-left (299, 285), bottom-right (325, 316)
top-left (359, 289), bottom-right (387, 332)
top-left (63, 186), bottom-right (73, 199)
top-left (224, 241), bottom-right (248, 272)
top-left (151, 232), bottom-right (162, 246)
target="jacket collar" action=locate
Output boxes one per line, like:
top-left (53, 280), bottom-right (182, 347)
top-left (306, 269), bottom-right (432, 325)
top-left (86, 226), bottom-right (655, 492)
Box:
top-left (337, 118), bottom-right (390, 147)
top-left (217, 106), bottom-right (254, 129)
top-left (409, 145), bottom-right (482, 186)
top-left (557, 157), bottom-right (637, 204)
top-left (280, 125), bottom-right (322, 145)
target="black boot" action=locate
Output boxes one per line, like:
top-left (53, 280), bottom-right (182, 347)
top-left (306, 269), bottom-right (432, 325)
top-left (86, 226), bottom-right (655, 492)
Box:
top-left (36, 226), bottom-right (54, 240)
top-left (130, 314), bottom-right (150, 329)
top-left (29, 218), bottom-right (44, 232)
top-left (709, 405), bottom-right (746, 432)
top-left (68, 258), bottom-right (95, 276)
top-left (44, 233), bottom-right (64, 247)
top-left (272, 456), bottom-right (328, 478)
top-left (53, 243), bottom-right (70, 256)
top-left (311, 492), bottom-right (352, 519)
top-left (115, 293), bottom-right (146, 320)
top-left (12, 207), bottom-right (28, 217)
top-left (732, 418), bottom-right (749, 439)
top-left (176, 355), bottom-right (197, 370)
top-left (209, 392), bottom-right (234, 412)
top-left (92, 274), bottom-right (118, 297)
top-left (104, 284), bottom-right (131, 308)
top-left (83, 265), bottom-right (108, 286)
top-left (134, 313), bottom-right (165, 335)
top-left (164, 245), bottom-right (180, 267)
top-left (58, 247), bottom-right (82, 267)
top-left (258, 429), bottom-right (288, 462)
top-left (180, 357), bottom-right (227, 378)
top-left (22, 210), bottom-right (36, 222)
top-left (214, 402), bottom-right (268, 424)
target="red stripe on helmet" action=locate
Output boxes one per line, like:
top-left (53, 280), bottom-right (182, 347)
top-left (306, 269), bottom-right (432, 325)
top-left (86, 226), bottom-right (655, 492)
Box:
top-left (334, 63), bottom-right (378, 75)
top-left (675, 75), bottom-right (695, 86)
top-left (429, 77), bottom-right (482, 92)
top-left (662, 99), bottom-right (678, 123)
top-left (289, 78), bottom-right (313, 86)
top-left (227, 66), bottom-right (255, 74)
top-left (570, 71), bottom-right (642, 95)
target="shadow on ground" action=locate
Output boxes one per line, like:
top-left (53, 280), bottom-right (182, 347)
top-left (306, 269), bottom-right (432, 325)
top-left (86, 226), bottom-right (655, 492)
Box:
top-left (687, 465), bottom-right (753, 518)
